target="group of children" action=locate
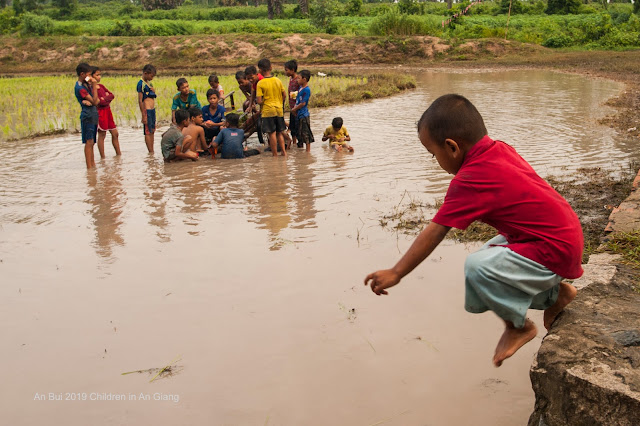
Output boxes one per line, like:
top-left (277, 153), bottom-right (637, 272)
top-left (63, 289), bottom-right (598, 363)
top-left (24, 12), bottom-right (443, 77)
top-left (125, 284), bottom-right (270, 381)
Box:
top-left (74, 59), bottom-right (355, 168)
top-left (76, 60), bottom-right (585, 371)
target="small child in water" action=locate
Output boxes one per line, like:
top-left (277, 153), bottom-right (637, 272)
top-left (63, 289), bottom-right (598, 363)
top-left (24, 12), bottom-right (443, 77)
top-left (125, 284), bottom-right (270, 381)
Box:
top-left (365, 94), bottom-right (582, 367)
top-left (322, 117), bottom-right (353, 152)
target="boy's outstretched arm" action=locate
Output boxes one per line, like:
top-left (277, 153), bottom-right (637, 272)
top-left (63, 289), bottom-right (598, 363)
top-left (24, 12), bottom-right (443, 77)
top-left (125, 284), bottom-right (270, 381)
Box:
top-left (364, 222), bottom-right (450, 295)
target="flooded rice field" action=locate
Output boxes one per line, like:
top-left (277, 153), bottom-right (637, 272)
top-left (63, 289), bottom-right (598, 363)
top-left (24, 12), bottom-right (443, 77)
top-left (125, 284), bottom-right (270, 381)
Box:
top-left (1, 70), bottom-right (636, 425)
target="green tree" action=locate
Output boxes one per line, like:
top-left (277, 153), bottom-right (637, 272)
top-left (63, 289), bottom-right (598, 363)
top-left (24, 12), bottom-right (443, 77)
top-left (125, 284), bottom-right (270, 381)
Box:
top-left (499, 0), bottom-right (523, 14)
top-left (140, 0), bottom-right (185, 11)
top-left (398, 0), bottom-right (420, 14)
top-left (52, 0), bottom-right (77, 15)
top-left (13, 0), bottom-right (23, 14)
top-left (310, 0), bottom-right (339, 33)
top-left (546, 0), bottom-right (581, 14)
top-left (345, 0), bottom-right (361, 16)
top-left (634, 0), bottom-right (639, 15)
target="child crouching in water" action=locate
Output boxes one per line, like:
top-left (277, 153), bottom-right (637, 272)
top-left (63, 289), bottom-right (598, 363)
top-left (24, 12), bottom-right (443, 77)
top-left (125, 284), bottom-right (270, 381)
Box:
top-left (161, 109), bottom-right (198, 162)
top-left (211, 113), bottom-right (259, 159)
top-left (364, 94), bottom-right (581, 367)
top-left (322, 117), bottom-right (353, 152)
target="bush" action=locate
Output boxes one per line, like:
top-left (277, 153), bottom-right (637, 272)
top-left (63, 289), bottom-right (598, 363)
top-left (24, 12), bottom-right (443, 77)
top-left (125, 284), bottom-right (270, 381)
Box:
top-left (140, 0), bottom-right (185, 11)
top-left (369, 10), bottom-right (428, 36)
top-left (345, 0), bottom-right (362, 16)
top-left (546, 0), bottom-right (581, 15)
top-left (21, 12), bottom-right (54, 35)
top-left (398, 0), bottom-right (420, 15)
top-left (542, 33), bottom-right (573, 47)
top-left (499, 0), bottom-right (524, 15)
top-left (597, 27), bottom-right (640, 47)
top-left (107, 20), bottom-right (143, 36)
top-left (0, 9), bottom-right (19, 34)
top-left (310, 0), bottom-right (340, 33)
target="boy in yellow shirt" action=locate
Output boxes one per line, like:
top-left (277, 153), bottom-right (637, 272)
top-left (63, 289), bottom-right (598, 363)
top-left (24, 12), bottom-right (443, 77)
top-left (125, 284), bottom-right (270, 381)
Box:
top-left (322, 117), bottom-right (354, 152)
top-left (256, 58), bottom-right (287, 157)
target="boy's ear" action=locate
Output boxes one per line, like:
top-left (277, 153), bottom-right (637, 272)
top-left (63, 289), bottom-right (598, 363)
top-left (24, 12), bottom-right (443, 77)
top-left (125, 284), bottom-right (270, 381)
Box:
top-left (444, 138), bottom-right (461, 156)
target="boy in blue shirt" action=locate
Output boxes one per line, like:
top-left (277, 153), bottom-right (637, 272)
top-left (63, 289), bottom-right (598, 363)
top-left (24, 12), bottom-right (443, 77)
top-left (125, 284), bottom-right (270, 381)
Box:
top-left (171, 78), bottom-right (201, 124)
top-left (291, 69), bottom-right (314, 152)
top-left (137, 64), bottom-right (157, 153)
top-left (202, 89), bottom-right (226, 144)
top-left (74, 62), bottom-right (99, 169)
top-left (211, 113), bottom-right (259, 159)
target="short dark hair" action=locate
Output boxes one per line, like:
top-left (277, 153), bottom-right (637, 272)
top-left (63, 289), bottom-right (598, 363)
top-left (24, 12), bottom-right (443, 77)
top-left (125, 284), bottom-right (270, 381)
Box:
top-left (142, 64), bottom-right (156, 74)
top-left (299, 69), bottom-right (311, 82)
top-left (188, 106), bottom-right (202, 118)
top-left (331, 117), bottom-right (343, 129)
top-left (284, 59), bottom-right (298, 72)
top-left (257, 58), bottom-right (271, 73)
top-left (235, 70), bottom-right (246, 81)
top-left (226, 113), bottom-right (239, 128)
top-left (206, 89), bottom-right (220, 99)
top-left (176, 77), bottom-right (188, 90)
top-left (90, 66), bottom-right (100, 75)
top-left (417, 94), bottom-right (487, 147)
top-left (244, 66), bottom-right (257, 77)
top-left (175, 109), bottom-right (190, 124)
top-left (76, 62), bottom-right (92, 76)
top-left (208, 74), bottom-right (219, 85)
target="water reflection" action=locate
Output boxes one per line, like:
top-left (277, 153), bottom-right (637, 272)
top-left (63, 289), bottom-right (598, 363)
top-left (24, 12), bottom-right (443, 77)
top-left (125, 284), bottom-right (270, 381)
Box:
top-left (143, 155), bottom-right (171, 243)
top-left (85, 159), bottom-right (126, 260)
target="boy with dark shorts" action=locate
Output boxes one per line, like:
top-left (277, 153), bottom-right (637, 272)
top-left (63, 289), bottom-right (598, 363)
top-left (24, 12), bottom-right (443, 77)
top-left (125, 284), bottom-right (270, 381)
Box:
top-left (161, 109), bottom-right (198, 162)
top-left (202, 89), bottom-right (226, 144)
top-left (211, 113), bottom-right (258, 159)
top-left (256, 58), bottom-right (287, 157)
top-left (137, 64), bottom-right (157, 153)
top-left (284, 60), bottom-right (300, 148)
top-left (291, 69), bottom-right (314, 152)
top-left (365, 94), bottom-right (582, 367)
top-left (74, 62), bottom-right (99, 169)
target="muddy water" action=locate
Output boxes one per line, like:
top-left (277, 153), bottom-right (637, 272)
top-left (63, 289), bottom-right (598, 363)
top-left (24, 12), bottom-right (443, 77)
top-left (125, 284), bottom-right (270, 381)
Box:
top-left (0, 70), bottom-right (634, 425)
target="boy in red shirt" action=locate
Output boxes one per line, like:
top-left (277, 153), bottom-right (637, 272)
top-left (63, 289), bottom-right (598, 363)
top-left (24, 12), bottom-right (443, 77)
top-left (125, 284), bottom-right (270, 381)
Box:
top-left (365, 94), bottom-right (582, 367)
top-left (90, 67), bottom-right (121, 158)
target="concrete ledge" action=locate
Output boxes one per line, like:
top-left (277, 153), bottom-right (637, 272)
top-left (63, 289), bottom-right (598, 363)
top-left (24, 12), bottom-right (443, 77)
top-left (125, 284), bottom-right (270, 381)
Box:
top-left (529, 169), bottom-right (640, 426)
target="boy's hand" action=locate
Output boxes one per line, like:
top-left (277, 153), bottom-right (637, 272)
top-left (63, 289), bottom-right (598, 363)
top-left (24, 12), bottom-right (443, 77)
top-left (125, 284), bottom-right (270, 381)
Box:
top-left (185, 151), bottom-right (198, 159)
top-left (141, 114), bottom-right (147, 124)
top-left (364, 269), bottom-right (401, 295)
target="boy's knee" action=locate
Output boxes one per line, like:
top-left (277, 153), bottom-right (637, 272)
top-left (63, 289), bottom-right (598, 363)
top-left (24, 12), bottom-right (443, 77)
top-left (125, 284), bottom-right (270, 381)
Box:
top-left (464, 251), bottom-right (492, 283)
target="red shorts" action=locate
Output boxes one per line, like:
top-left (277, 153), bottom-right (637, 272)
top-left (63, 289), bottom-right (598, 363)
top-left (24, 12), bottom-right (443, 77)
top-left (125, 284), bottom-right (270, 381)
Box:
top-left (98, 108), bottom-right (117, 131)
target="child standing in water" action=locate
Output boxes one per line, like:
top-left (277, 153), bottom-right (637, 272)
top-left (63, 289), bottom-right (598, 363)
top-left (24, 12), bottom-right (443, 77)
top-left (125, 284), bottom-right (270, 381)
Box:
top-left (291, 69), bottom-right (314, 152)
top-left (91, 66), bottom-right (121, 158)
top-left (284, 60), bottom-right (300, 148)
top-left (364, 94), bottom-right (582, 367)
top-left (74, 62), bottom-right (99, 169)
top-left (137, 64), bottom-right (157, 153)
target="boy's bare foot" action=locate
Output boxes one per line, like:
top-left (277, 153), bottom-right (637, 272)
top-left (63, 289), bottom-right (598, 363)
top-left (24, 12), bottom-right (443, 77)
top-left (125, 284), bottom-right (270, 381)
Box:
top-left (347, 146), bottom-right (354, 152)
top-left (493, 319), bottom-right (537, 367)
top-left (543, 282), bottom-right (577, 331)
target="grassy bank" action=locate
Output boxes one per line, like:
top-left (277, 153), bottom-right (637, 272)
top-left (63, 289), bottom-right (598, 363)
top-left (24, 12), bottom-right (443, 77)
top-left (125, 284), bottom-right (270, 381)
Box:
top-left (2, 1), bottom-right (638, 49)
top-left (0, 72), bottom-right (415, 141)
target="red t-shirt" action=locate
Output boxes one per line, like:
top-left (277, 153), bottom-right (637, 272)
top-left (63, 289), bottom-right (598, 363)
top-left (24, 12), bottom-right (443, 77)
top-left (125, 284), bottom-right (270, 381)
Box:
top-left (252, 73), bottom-right (264, 91)
top-left (432, 136), bottom-right (584, 279)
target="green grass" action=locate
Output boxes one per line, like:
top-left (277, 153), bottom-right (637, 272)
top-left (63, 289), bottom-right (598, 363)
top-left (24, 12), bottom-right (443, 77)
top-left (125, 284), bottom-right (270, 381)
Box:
top-left (605, 230), bottom-right (640, 268)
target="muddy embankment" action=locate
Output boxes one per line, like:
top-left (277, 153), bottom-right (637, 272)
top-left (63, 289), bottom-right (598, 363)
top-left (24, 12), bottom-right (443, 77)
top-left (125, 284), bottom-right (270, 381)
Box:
top-left (529, 170), bottom-right (640, 426)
